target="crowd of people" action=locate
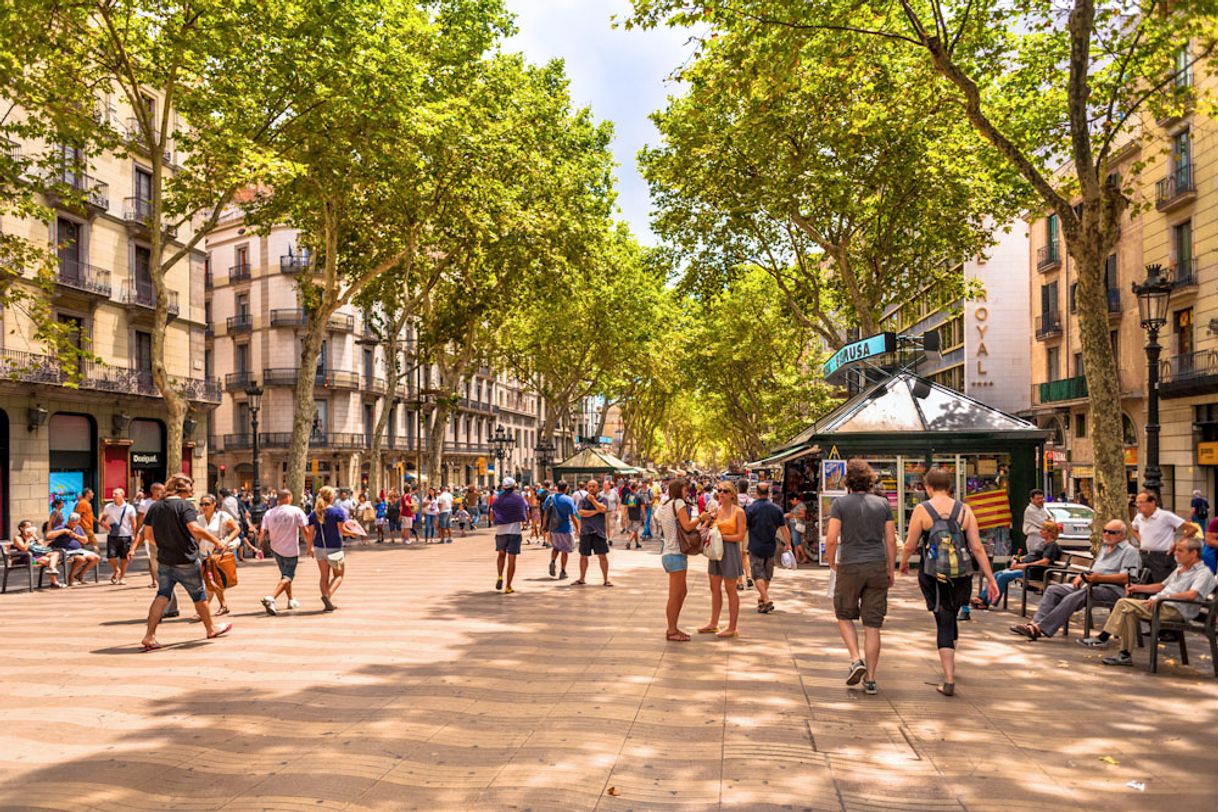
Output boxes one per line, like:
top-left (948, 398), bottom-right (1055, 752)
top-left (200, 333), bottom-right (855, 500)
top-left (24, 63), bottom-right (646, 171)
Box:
top-left (8, 462), bottom-right (1217, 680)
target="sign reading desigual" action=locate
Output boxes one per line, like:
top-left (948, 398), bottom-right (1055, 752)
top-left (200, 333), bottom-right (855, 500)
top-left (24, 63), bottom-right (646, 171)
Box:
top-left (823, 332), bottom-right (896, 380)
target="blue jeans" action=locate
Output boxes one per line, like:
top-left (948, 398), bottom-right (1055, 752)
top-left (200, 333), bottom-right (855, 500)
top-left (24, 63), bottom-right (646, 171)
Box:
top-left (642, 505), bottom-right (653, 538)
top-left (979, 568), bottom-right (1023, 603)
top-left (156, 562), bottom-right (207, 603)
top-left (423, 514), bottom-right (436, 541)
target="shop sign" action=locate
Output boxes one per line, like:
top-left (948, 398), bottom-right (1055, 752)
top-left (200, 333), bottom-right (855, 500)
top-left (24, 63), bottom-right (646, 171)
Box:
top-left (823, 332), bottom-right (896, 380)
top-left (1072, 464), bottom-right (1094, 479)
top-left (1197, 442), bottom-right (1218, 466)
top-left (131, 452), bottom-right (161, 469)
top-left (972, 298), bottom-right (993, 386)
top-left (1123, 447), bottom-right (1138, 466)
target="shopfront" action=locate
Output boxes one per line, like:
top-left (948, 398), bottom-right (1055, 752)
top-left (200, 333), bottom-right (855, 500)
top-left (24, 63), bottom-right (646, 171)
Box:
top-left (49, 413), bottom-right (97, 508)
top-left (130, 418), bottom-right (166, 495)
top-left (752, 373), bottom-right (1045, 560)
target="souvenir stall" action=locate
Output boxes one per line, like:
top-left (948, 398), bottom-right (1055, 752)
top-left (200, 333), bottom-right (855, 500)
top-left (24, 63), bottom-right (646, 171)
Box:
top-left (749, 372), bottom-right (1047, 564)
top-left (550, 447), bottom-right (637, 485)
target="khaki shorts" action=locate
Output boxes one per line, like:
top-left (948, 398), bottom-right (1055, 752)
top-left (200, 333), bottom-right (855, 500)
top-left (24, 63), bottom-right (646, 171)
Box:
top-left (833, 560), bottom-right (890, 628)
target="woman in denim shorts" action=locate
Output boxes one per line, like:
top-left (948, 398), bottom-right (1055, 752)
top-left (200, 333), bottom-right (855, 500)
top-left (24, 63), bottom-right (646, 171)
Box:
top-left (658, 479), bottom-right (701, 642)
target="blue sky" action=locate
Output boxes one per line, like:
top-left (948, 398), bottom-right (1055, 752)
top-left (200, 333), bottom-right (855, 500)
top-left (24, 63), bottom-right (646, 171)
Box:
top-left (504, 0), bottom-right (694, 245)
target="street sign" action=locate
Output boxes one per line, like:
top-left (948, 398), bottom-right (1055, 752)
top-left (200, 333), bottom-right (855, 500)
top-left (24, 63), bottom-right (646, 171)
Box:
top-left (823, 332), bottom-right (897, 380)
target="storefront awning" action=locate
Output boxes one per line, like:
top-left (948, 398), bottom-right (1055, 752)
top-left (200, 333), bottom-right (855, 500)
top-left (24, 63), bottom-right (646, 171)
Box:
top-left (746, 444), bottom-right (818, 469)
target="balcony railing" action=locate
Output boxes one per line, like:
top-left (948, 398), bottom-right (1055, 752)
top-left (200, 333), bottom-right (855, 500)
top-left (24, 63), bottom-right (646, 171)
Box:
top-left (46, 166), bottom-right (109, 212)
top-left (0, 348), bottom-right (218, 403)
top-left (226, 314), bottom-right (253, 334)
top-left (1171, 258), bottom-right (1198, 291)
top-left (367, 377), bottom-right (387, 394)
top-left (456, 396), bottom-right (497, 415)
top-left (1159, 350), bottom-right (1218, 398)
top-left (1036, 243), bottom-right (1061, 272)
top-left (321, 369), bottom-right (359, 389)
top-left (1035, 312), bottom-right (1062, 339)
top-left (229, 263), bottom-right (251, 282)
top-left (1156, 165), bottom-right (1196, 210)
top-left (122, 196), bottom-right (178, 238)
top-left (120, 282), bottom-right (180, 316)
top-left (223, 433), bottom-right (253, 450)
top-left (270, 308), bottom-right (308, 328)
top-left (279, 253), bottom-right (313, 274)
top-left (328, 313), bottom-right (355, 333)
top-left (1035, 375), bottom-right (1089, 405)
top-left (55, 259), bottom-right (112, 297)
top-left (262, 367), bottom-right (322, 387)
top-left (225, 371), bottom-right (254, 391)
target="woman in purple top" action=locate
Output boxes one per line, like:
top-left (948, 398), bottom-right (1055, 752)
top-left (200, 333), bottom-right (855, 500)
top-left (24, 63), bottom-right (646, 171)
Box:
top-left (309, 486), bottom-right (360, 612)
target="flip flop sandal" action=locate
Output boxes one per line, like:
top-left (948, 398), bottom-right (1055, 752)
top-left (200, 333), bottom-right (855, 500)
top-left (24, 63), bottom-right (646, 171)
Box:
top-left (716, 630), bottom-right (739, 639)
top-left (665, 632), bottom-right (691, 642)
top-left (207, 623), bottom-right (233, 639)
top-left (141, 642), bottom-right (163, 652)
top-left (937, 682), bottom-right (955, 697)
top-left (572, 580), bottom-right (587, 585)
top-left (603, 582), bottom-right (614, 587)
top-left (698, 626), bottom-right (719, 634)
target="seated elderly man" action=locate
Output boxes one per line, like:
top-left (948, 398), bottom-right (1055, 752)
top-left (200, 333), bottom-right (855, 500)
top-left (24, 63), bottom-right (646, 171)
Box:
top-left (1009, 519), bottom-right (1140, 640)
top-left (46, 513), bottom-right (101, 585)
top-left (1080, 537), bottom-right (1217, 666)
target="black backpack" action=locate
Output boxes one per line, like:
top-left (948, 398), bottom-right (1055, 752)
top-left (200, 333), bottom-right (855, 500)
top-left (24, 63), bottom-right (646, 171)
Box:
top-left (920, 500), bottom-right (972, 582)
top-left (541, 495), bottom-right (560, 532)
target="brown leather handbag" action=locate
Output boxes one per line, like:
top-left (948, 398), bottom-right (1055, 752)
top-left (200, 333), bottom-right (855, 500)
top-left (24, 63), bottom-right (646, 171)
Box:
top-left (672, 501), bottom-right (703, 556)
top-left (206, 551), bottom-right (239, 589)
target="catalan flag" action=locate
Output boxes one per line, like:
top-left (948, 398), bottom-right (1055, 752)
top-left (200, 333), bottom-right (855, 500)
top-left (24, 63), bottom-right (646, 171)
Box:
top-left (966, 489), bottom-right (1012, 531)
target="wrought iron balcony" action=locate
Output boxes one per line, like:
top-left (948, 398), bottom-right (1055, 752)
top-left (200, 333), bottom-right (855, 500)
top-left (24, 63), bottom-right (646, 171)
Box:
top-left (122, 197), bottom-right (178, 239)
top-left (223, 433), bottom-right (253, 450)
top-left (0, 348), bottom-right (217, 403)
top-left (120, 282), bottom-right (179, 317)
top-left (229, 263), bottom-right (251, 283)
top-left (55, 259), bottom-right (112, 298)
top-left (1171, 258), bottom-right (1198, 291)
top-left (1156, 165), bottom-right (1196, 211)
top-left (226, 314), bottom-right (253, 334)
top-left (1159, 350), bottom-right (1218, 398)
top-left (45, 165), bottom-right (109, 214)
top-left (224, 371), bottom-right (254, 391)
top-left (1035, 312), bottom-right (1062, 340)
top-left (328, 313), bottom-right (355, 333)
top-left (1036, 243), bottom-right (1061, 272)
top-left (262, 367), bottom-right (321, 387)
top-left (279, 253), bottom-right (313, 274)
top-left (270, 308), bottom-right (308, 328)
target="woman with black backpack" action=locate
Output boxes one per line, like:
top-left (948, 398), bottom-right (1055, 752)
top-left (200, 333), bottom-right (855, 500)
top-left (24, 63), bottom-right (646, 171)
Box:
top-left (900, 468), bottom-right (999, 697)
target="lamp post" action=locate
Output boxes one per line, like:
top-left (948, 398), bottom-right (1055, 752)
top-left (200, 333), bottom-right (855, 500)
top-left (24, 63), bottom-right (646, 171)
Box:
top-left (1133, 263), bottom-right (1173, 495)
top-left (244, 381), bottom-right (266, 527)
top-left (492, 424), bottom-right (515, 484)
top-left (534, 437), bottom-right (555, 483)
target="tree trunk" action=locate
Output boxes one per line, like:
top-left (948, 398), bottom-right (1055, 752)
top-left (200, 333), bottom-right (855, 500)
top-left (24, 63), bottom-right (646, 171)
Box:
top-left (1072, 244), bottom-right (1128, 547)
top-left (286, 318), bottom-right (326, 499)
top-left (367, 314), bottom-right (406, 497)
top-left (426, 400), bottom-right (451, 487)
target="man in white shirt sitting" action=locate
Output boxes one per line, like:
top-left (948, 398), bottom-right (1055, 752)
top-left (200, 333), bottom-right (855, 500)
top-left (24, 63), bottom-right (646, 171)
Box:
top-left (1080, 537), bottom-right (1216, 666)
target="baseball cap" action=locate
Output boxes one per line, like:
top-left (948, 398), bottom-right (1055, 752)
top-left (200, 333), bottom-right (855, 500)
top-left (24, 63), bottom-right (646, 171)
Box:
top-left (502, 477), bottom-right (517, 489)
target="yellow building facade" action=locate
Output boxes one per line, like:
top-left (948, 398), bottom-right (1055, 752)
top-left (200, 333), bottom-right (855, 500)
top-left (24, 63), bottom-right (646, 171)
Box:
top-left (0, 91), bottom-right (214, 537)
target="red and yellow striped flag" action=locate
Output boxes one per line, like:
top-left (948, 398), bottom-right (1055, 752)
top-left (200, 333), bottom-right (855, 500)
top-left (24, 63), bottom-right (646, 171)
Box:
top-left (966, 489), bottom-right (1012, 531)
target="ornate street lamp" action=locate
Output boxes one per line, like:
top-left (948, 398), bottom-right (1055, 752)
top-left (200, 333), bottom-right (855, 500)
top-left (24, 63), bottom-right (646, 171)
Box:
top-left (1133, 263), bottom-right (1173, 495)
top-left (534, 437), bottom-right (556, 482)
top-left (491, 424), bottom-right (515, 485)
top-left (244, 381), bottom-right (266, 526)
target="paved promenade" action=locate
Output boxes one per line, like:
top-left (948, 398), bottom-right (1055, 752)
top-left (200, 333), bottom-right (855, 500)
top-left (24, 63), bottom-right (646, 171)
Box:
top-left (1, 530), bottom-right (1217, 811)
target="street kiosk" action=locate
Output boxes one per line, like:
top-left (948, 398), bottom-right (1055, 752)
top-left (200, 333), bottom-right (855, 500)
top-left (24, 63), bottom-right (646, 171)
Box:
top-left (750, 371), bottom-right (1048, 562)
top-left (551, 447), bottom-right (637, 484)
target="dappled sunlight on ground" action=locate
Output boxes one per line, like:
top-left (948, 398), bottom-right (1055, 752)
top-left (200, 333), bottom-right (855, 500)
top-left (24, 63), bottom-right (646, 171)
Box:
top-left (0, 534), bottom-right (1215, 809)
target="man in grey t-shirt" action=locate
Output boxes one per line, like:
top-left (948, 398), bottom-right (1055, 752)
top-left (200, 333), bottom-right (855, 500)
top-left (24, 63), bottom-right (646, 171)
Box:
top-left (824, 460), bottom-right (896, 695)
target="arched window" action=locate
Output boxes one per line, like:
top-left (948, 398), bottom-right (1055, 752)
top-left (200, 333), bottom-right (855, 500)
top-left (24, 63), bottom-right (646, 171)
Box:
top-left (1122, 413), bottom-right (1138, 446)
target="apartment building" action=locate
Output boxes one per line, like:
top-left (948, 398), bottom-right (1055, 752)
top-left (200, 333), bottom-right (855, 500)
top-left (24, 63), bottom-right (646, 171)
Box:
top-left (880, 226), bottom-right (1032, 416)
top-left (1146, 52), bottom-right (1218, 514)
top-left (0, 91), bottom-right (216, 537)
top-left (206, 217), bottom-right (547, 493)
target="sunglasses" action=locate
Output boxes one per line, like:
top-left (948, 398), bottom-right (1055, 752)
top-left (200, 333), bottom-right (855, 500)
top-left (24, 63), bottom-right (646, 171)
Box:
top-left (1102, 529), bottom-right (1121, 535)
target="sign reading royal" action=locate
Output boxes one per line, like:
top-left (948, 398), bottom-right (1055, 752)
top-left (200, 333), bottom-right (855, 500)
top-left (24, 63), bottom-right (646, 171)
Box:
top-left (822, 332), bottom-right (897, 380)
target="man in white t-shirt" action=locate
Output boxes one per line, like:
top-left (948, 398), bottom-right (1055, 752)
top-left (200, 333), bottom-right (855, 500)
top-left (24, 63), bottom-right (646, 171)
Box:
top-left (1131, 490), bottom-right (1198, 583)
top-left (601, 481), bottom-right (619, 539)
top-left (437, 487), bottom-right (454, 543)
top-left (1022, 489), bottom-right (1051, 554)
top-left (258, 489), bottom-right (312, 616)
top-left (100, 488), bottom-right (137, 585)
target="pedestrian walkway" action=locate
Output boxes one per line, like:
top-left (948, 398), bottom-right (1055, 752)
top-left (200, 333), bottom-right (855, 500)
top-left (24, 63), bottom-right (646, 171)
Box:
top-left (1, 532), bottom-right (1216, 810)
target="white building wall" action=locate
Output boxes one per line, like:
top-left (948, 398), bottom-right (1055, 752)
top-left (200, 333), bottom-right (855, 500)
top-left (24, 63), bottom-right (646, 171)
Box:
top-left (965, 225), bottom-right (1031, 414)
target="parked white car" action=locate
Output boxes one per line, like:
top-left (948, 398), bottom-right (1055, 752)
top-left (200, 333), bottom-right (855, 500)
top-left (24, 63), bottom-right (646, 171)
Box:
top-left (1047, 502), bottom-right (1096, 550)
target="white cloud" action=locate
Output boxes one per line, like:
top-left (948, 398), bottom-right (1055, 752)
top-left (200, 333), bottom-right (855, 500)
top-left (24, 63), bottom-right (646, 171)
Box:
top-left (503, 0), bottom-right (693, 245)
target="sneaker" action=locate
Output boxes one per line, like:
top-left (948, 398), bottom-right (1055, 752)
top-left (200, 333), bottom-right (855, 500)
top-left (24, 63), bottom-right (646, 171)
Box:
top-left (1102, 652), bottom-right (1134, 666)
top-left (559, 570), bottom-right (568, 579)
top-left (1078, 637), bottom-right (1110, 649)
top-left (736, 582), bottom-right (744, 592)
top-left (846, 659), bottom-right (866, 686)
top-left (746, 578), bottom-right (754, 588)
top-left (549, 561), bottom-right (557, 578)
top-left (959, 609), bottom-right (971, 621)
top-left (261, 596), bottom-right (278, 616)
top-left (863, 680), bottom-right (878, 695)
top-left (287, 599), bottom-right (300, 610)
top-left (495, 577), bottom-right (503, 591)
top-left (504, 586), bottom-right (515, 594)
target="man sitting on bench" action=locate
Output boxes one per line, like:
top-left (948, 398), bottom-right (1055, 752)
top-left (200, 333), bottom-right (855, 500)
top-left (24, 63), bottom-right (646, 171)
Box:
top-left (977, 521), bottom-right (1062, 608)
top-left (1080, 537), bottom-right (1217, 666)
top-left (1010, 519), bottom-right (1140, 640)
